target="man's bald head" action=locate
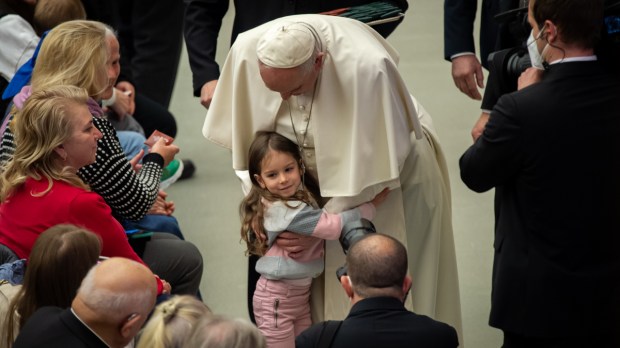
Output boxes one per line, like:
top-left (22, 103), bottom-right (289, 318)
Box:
top-left (346, 234), bottom-right (408, 299)
top-left (72, 258), bottom-right (157, 347)
top-left (76, 257), bottom-right (157, 320)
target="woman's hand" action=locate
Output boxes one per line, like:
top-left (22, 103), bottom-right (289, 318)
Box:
top-left (161, 279), bottom-right (172, 294)
top-left (114, 81), bottom-right (136, 115)
top-left (148, 190), bottom-right (175, 216)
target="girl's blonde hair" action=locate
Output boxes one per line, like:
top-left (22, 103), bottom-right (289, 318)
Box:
top-left (0, 85), bottom-right (90, 201)
top-left (137, 295), bottom-right (211, 348)
top-left (239, 131), bottom-right (322, 256)
top-left (30, 19), bottom-right (113, 100)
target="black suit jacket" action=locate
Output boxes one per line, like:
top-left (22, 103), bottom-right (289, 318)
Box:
top-left (444, 0), bottom-right (519, 68)
top-left (296, 296), bottom-right (458, 348)
top-left (183, 0), bottom-right (408, 96)
top-left (460, 61), bottom-right (620, 338)
top-left (13, 307), bottom-right (108, 348)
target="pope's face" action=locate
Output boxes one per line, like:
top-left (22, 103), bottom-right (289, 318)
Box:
top-left (259, 61), bottom-right (320, 100)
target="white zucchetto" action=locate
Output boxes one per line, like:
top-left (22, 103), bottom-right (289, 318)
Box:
top-left (256, 22), bottom-right (315, 68)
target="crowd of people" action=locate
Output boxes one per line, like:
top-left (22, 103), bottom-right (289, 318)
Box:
top-left (0, 0), bottom-right (619, 347)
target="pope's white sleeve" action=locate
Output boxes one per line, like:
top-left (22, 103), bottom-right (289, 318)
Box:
top-left (235, 169), bottom-right (253, 196)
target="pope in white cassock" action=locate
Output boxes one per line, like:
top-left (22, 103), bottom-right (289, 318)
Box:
top-left (203, 13), bottom-right (463, 342)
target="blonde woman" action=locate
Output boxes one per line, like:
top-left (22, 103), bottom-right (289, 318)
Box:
top-left (0, 20), bottom-right (202, 296)
top-left (0, 19), bottom-right (178, 223)
top-left (0, 85), bottom-right (203, 298)
top-left (137, 295), bottom-right (211, 348)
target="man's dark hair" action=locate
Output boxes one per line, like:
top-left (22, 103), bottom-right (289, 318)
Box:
top-left (531, 0), bottom-right (604, 48)
top-left (346, 234), bottom-right (407, 298)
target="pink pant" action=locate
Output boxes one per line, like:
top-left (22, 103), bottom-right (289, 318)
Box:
top-left (253, 277), bottom-right (312, 348)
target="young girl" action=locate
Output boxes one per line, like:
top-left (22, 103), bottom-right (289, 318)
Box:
top-left (240, 131), bottom-right (388, 347)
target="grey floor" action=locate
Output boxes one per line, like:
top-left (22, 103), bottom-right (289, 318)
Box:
top-left (166, 1), bottom-right (502, 347)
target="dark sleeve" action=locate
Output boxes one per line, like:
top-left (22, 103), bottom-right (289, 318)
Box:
top-left (443, 0), bottom-right (478, 60)
top-left (78, 117), bottom-right (162, 221)
top-left (295, 323), bottom-right (324, 348)
top-left (183, 0), bottom-right (230, 97)
top-left (440, 323), bottom-right (460, 348)
top-left (13, 307), bottom-right (64, 348)
top-left (459, 93), bottom-right (523, 192)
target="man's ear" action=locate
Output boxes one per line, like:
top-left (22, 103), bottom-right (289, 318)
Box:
top-left (402, 275), bottom-right (413, 300)
top-left (254, 174), bottom-right (266, 189)
top-left (542, 20), bottom-right (557, 43)
top-left (315, 52), bottom-right (325, 69)
top-left (340, 275), bottom-right (354, 299)
top-left (119, 313), bottom-right (141, 339)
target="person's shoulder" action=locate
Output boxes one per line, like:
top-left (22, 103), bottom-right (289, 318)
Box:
top-left (25, 177), bottom-right (83, 198)
top-left (405, 311), bottom-right (459, 346)
top-left (0, 14), bottom-right (34, 31)
top-left (20, 306), bottom-right (64, 329)
top-left (14, 307), bottom-right (79, 348)
top-left (295, 321), bottom-right (325, 348)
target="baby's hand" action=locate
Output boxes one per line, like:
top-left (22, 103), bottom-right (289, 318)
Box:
top-left (370, 188), bottom-right (390, 207)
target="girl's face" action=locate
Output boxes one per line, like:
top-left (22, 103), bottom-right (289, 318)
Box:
top-left (254, 149), bottom-right (302, 198)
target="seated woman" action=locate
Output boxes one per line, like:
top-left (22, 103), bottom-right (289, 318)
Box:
top-left (0, 20), bottom-right (183, 238)
top-left (1, 224), bottom-right (101, 348)
top-left (0, 85), bottom-right (202, 297)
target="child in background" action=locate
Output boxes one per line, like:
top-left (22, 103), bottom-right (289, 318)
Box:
top-left (136, 295), bottom-right (211, 348)
top-left (239, 131), bottom-right (389, 348)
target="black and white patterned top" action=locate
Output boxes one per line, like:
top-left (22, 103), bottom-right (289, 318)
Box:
top-left (0, 102), bottom-right (163, 222)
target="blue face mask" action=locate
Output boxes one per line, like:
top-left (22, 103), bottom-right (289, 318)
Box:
top-left (527, 28), bottom-right (549, 70)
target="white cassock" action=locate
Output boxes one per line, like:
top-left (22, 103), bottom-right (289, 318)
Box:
top-left (203, 14), bottom-right (463, 343)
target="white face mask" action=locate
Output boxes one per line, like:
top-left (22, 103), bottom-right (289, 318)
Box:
top-left (527, 29), bottom-right (549, 70)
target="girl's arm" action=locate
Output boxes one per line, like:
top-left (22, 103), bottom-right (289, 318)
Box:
top-left (269, 188), bottom-right (389, 241)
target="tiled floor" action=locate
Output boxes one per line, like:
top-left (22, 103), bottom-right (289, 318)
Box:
top-left (166, 1), bottom-right (502, 346)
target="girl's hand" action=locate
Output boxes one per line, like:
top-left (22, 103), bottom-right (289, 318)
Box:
top-left (371, 188), bottom-right (390, 207)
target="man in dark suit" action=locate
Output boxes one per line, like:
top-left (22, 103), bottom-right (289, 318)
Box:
top-left (444, 0), bottom-right (523, 100)
top-left (13, 258), bottom-right (158, 348)
top-left (460, 0), bottom-right (620, 346)
top-left (296, 233), bottom-right (458, 348)
top-left (183, 0), bottom-right (408, 109)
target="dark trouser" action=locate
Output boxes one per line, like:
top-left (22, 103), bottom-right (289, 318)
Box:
top-left (248, 254), bottom-right (260, 323)
top-left (0, 243), bottom-right (18, 265)
top-left (503, 331), bottom-right (620, 348)
top-left (132, 92), bottom-right (177, 138)
top-left (116, 0), bottom-right (183, 109)
top-left (131, 232), bottom-right (203, 296)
